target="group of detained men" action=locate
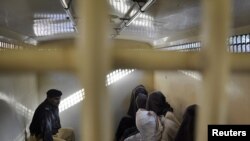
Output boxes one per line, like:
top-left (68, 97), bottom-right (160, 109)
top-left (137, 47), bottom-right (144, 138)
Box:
top-left (29, 86), bottom-right (196, 141)
top-left (115, 85), bottom-right (197, 141)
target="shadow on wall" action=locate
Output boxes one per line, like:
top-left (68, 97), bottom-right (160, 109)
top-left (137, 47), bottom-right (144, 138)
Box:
top-left (0, 99), bottom-right (25, 141)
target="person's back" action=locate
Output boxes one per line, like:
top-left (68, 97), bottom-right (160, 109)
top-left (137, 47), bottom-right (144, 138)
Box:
top-left (174, 104), bottom-right (197, 141)
top-left (29, 89), bottom-right (75, 141)
top-left (30, 99), bottom-right (61, 140)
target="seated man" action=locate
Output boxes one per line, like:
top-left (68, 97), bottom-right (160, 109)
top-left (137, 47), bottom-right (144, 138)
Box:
top-left (29, 89), bottom-right (75, 141)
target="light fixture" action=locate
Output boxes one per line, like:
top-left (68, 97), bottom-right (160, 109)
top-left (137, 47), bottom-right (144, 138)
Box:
top-left (65, 10), bottom-right (76, 26)
top-left (124, 0), bottom-right (155, 27)
top-left (60, 0), bottom-right (69, 9)
top-left (141, 0), bottom-right (155, 12)
top-left (112, 0), bottom-right (156, 37)
top-left (59, 0), bottom-right (77, 32)
top-left (125, 10), bottom-right (141, 27)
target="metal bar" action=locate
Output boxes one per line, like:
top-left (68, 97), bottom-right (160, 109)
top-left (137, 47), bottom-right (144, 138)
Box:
top-left (114, 50), bottom-right (202, 70)
top-left (114, 50), bottom-right (250, 72)
top-left (0, 50), bottom-right (250, 72)
top-left (113, 3), bottom-right (138, 37)
top-left (196, 1), bottom-right (231, 141)
top-left (140, 0), bottom-right (156, 12)
top-left (0, 49), bottom-right (76, 71)
top-left (123, 2), bottom-right (138, 19)
top-left (76, 0), bottom-right (112, 141)
top-left (125, 10), bottom-right (141, 27)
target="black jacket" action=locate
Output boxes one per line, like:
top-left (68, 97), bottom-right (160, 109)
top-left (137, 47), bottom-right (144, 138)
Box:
top-left (29, 99), bottom-right (61, 141)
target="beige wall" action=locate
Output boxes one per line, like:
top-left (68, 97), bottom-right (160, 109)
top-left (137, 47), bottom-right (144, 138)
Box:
top-left (154, 71), bottom-right (200, 121)
top-left (154, 71), bottom-right (250, 123)
top-left (227, 74), bottom-right (250, 123)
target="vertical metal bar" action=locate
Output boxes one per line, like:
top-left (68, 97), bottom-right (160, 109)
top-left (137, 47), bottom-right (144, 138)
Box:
top-left (76, 0), bottom-right (112, 141)
top-left (196, 0), bottom-right (231, 141)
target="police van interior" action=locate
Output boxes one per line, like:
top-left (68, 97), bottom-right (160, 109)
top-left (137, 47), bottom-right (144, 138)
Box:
top-left (0, 0), bottom-right (250, 141)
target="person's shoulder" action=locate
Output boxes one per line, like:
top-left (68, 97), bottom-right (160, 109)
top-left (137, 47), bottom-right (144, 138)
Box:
top-left (165, 111), bottom-right (175, 119)
top-left (163, 112), bottom-right (180, 125)
top-left (136, 109), bottom-right (157, 123)
top-left (37, 101), bottom-right (51, 111)
top-left (136, 109), bottom-right (157, 117)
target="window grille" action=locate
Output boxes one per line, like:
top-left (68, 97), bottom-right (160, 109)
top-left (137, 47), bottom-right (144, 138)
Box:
top-left (164, 33), bottom-right (250, 53)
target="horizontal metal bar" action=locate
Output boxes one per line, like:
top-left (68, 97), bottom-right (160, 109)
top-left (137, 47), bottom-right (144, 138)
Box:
top-left (0, 49), bottom-right (76, 72)
top-left (0, 49), bottom-right (249, 72)
top-left (114, 49), bottom-right (202, 70)
top-left (114, 49), bottom-right (250, 72)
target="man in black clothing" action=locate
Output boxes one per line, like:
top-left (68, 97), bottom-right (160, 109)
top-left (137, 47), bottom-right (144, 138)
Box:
top-left (29, 89), bottom-right (74, 141)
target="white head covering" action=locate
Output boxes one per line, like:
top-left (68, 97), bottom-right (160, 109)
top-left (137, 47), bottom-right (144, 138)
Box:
top-left (136, 109), bottom-right (163, 141)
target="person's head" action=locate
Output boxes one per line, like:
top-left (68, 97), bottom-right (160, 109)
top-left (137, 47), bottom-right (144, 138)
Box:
top-left (127, 85), bottom-right (148, 118)
top-left (146, 91), bottom-right (173, 116)
top-left (132, 85), bottom-right (148, 97)
top-left (136, 93), bottom-right (148, 109)
top-left (46, 89), bottom-right (62, 107)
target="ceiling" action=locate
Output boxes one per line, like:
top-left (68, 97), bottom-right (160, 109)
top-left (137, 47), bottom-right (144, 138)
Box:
top-left (0, 0), bottom-right (250, 46)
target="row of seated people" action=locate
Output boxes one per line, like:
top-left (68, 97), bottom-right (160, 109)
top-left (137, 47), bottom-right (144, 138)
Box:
top-left (115, 85), bottom-right (197, 141)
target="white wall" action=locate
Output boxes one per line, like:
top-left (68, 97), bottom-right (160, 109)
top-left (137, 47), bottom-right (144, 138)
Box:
top-left (0, 73), bottom-right (38, 141)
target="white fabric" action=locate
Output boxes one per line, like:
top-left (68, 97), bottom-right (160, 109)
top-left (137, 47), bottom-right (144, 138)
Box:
top-left (135, 109), bottom-right (163, 141)
top-left (124, 110), bottom-right (179, 141)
